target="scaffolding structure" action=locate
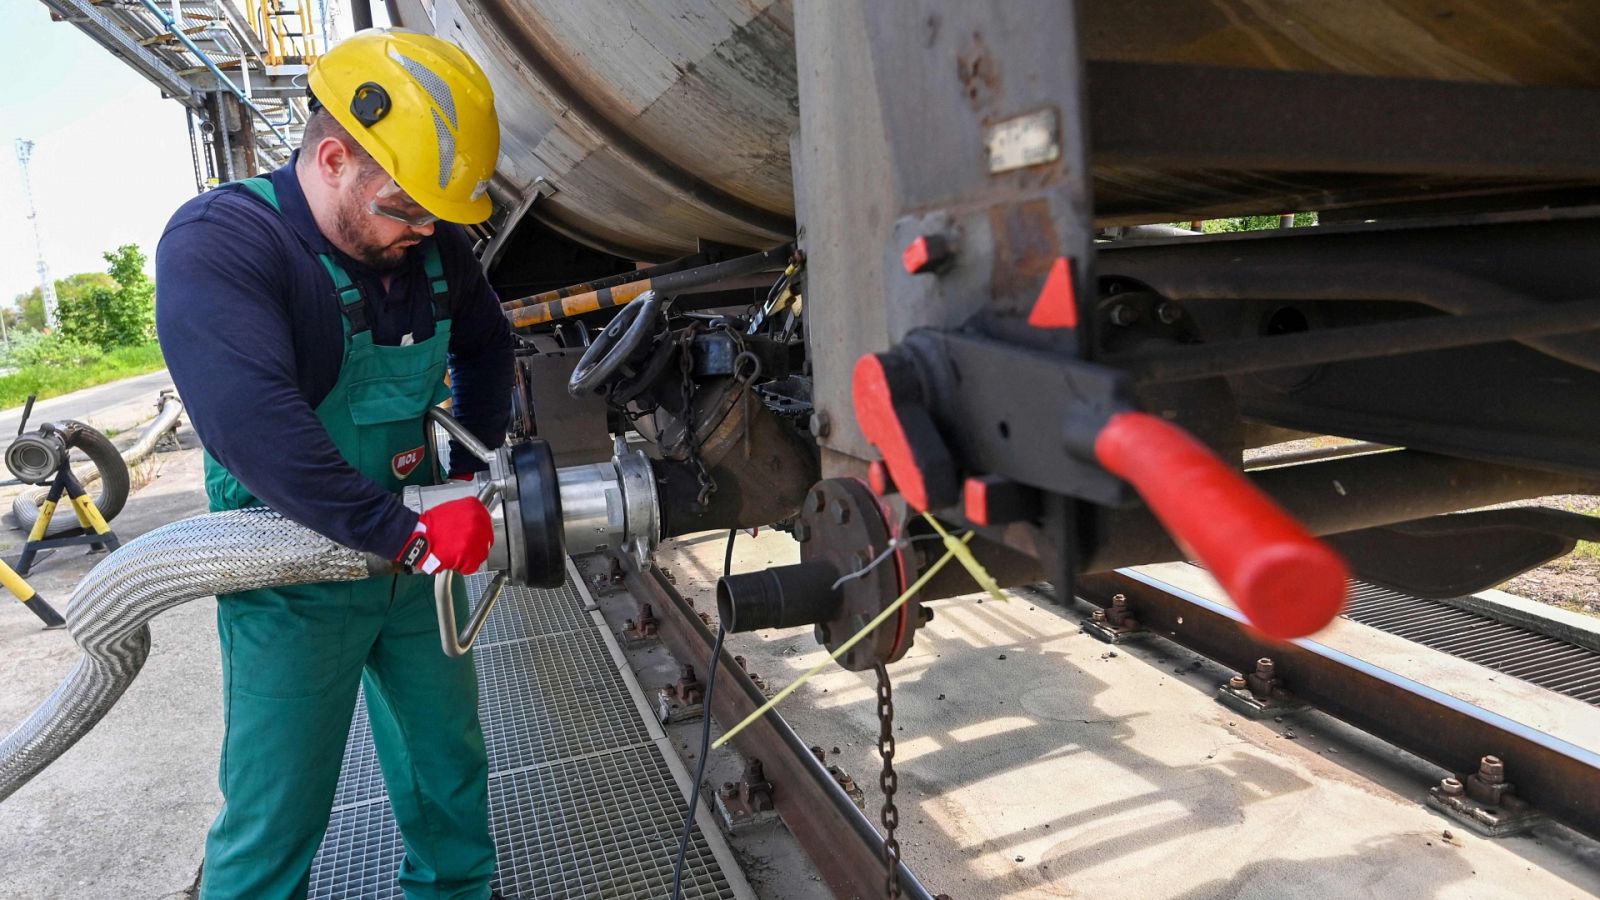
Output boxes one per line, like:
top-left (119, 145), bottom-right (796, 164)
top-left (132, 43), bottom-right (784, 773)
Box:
top-left (35, 0), bottom-right (333, 187)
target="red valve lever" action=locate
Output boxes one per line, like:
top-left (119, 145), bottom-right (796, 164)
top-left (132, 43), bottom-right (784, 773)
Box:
top-left (1094, 411), bottom-right (1348, 639)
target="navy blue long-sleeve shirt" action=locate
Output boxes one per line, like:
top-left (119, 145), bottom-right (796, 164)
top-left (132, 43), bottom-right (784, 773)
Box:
top-left (156, 158), bottom-right (513, 558)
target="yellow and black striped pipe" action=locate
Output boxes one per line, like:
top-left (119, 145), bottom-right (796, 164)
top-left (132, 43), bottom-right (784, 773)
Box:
top-left (508, 280), bottom-right (657, 329)
top-left (500, 254), bottom-right (701, 313)
top-left (503, 243), bottom-right (795, 330)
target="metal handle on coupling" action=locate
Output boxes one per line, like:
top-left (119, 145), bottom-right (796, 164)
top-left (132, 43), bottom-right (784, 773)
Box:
top-left (425, 406), bottom-right (497, 465)
top-left (435, 569), bottom-right (508, 658)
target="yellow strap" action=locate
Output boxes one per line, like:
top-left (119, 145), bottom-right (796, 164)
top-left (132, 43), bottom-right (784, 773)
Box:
top-left (921, 513), bottom-right (1007, 604)
top-left (711, 528), bottom-right (976, 750)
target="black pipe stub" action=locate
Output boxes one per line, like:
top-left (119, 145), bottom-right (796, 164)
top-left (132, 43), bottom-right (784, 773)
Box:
top-left (511, 438), bottom-right (566, 588)
top-left (717, 562), bottom-right (843, 634)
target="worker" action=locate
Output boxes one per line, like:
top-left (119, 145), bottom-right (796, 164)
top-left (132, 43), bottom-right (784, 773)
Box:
top-left (154, 29), bottom-right (511, 900)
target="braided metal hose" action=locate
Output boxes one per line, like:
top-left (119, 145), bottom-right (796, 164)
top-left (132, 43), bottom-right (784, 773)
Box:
top-left (0, 507), bottom-right (376, 802)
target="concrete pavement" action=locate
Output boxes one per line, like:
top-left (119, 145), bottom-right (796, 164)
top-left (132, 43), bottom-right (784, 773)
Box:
top-left (0, 423), bottom-right (216, 900)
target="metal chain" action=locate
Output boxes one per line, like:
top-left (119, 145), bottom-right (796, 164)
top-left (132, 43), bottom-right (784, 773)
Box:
top-left (874, 663), bottom-right (901, 899)
top-left (660, 324), bottom-right (717, 509)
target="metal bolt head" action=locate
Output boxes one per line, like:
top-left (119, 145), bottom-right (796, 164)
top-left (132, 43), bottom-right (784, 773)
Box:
top-left (1112, 594), bottom-right (1128, 611)
top-left (1479, 756), bottom-right (1505, 785)
top-left (1228, 675), bottom-right (1248, 690)
top-left (831, 500), bottom-right (852, 525)
top-left (809, 411), bottom-right (832, 439)
top-left (1439, 777), bottom-right (1465, 797)
top-left (1091, 609), bottom-right (1106, 622)
top-left (682, 665), bottom-right (696, 681)
top-left (919, 605), bottom-right (935, 624)
top-left (1255, 657), bottom-right (1276, 680)
top-left (734, 655), bottom-right (748, 672)
top-left (1109, 304), bottom-right (1139, 326)
top-left (794, 521), bottom-right (812, 542)
top-left (1156, 301), bottom-right (1183, 325)
top-left (809, 489), bottom-right (827, 514)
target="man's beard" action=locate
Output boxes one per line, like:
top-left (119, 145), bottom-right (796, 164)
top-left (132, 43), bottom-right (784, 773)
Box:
top-left (333, 189), bottom-right (413, 270)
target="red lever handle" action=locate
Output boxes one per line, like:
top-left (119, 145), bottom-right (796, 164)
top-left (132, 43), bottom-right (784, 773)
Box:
top-left (1094, 411), bottom-right (1348, 639)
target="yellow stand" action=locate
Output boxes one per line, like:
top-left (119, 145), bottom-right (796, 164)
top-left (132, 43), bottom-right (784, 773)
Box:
top-left (0, 555), bottom-right (63, 629)
top-left (15, 467), bottom-right (120, 576)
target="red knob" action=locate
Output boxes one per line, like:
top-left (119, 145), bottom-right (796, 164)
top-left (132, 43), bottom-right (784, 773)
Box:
top-left (1094, 412), bottom-right (1348, 639)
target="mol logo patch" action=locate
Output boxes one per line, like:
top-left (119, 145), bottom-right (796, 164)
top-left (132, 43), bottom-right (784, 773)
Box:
top-left (392, 446), bottom-right (426, 480)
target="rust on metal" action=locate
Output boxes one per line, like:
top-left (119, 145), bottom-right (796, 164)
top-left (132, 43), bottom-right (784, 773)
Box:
top-left (1082, 570), bottom-right (1600, 839)
top-left (625, 565), bottom-right (934, 899)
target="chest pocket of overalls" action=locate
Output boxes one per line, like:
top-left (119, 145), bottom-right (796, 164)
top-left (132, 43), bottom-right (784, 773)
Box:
top-left (344, 340), bottom-right (452, 427)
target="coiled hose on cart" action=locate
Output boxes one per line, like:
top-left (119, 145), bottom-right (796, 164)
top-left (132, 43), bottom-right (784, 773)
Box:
top-left (0, 508), bottom-right (377, 802)
top-left (11, 394), bottom-right (184, 537)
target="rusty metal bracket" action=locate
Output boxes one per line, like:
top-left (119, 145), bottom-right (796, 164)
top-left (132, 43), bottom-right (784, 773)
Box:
top-left (1426, 755), bottom-right (1544, 837)
top-left (1080, 592), bottom-right (1147, 644)
top-left (658, 664), bottom-right (706, 724)
top-left (714, 758), bottom-right (779, 833)
top-left (1215, 656), bottom-right (1308, 720)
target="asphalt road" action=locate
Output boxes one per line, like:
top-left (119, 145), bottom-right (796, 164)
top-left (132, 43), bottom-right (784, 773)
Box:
top-left (0, 369), bottom-right (175, 448)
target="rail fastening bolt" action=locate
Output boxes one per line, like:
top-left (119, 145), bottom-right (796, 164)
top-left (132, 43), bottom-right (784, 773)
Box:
top-left (1439, 777), bottom-right (1465, 797)
top-left (1091, 609), bottom-right (1106, 622)
top-left (1255, 657), bottom-right (1276, 681)
top-left (1479, 756), bottom-right (1505, 785)
top-left (1228, 675), bottom-right (1248, 690)
top-left (1112, 594), bottom-right (1128, 611)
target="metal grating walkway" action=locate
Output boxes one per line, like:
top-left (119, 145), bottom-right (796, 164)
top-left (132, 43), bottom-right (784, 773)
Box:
top-left (1343, 581), bottom-right (1600, 705)
top-left (308, 565), bottom-right (752, 899)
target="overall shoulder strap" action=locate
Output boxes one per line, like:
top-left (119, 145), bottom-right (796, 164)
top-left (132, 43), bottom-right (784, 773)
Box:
top-left (422, 241), bottom-right (451, 322)
top-left (231, 176), bottom-right (280, 211)
top-left (316, 255), bottom-right (370, 336)
top-left (230, 175), bottom-right (369, 336)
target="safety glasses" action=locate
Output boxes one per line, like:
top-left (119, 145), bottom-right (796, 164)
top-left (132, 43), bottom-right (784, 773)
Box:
top-left (368, 178), bottom-right (439, 227)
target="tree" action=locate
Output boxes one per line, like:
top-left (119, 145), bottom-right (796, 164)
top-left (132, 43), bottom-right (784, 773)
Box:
top-left (57, 244), bottom-right (156, 350)
top-left (13, 272), bottom-right (116, 333)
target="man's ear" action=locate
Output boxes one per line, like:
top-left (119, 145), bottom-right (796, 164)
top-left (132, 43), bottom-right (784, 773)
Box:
top-left (312, 138), bottom-right (357, 188)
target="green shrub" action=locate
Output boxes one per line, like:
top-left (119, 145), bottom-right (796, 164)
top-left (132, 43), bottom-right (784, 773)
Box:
top-left (0, 341), bottom-right (164, 408)
top-left (2, 332), bottom-right (104, 369)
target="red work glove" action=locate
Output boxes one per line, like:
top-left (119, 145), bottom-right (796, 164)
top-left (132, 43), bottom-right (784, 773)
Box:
top-left (396, 497), bottom-right (493, 575)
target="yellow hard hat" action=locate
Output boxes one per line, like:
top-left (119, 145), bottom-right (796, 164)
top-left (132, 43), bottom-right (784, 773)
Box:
top-left (308, 28), bottom-right (499, 224)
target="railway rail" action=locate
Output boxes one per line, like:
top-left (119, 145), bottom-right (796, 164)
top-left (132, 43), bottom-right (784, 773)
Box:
top-left (603, 550), bottom-right (1600, 896)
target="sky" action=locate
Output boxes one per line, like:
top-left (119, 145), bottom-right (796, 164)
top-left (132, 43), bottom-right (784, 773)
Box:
top-left (0, 2), bottom-right (383, 309)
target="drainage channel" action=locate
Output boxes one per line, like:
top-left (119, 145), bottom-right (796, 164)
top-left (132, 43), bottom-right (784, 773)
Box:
top-left (1340, 582), bottom-right (1600, 705)
top-left (309, 564), bottom-right (754, 900)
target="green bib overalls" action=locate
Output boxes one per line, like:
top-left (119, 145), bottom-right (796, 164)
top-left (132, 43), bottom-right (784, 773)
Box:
top-left (199, 178), bottom-right (495, 900)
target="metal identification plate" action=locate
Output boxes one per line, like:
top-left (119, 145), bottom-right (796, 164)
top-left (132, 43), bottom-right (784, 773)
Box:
top-left (985, 109), bottom-right (1061, 174)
